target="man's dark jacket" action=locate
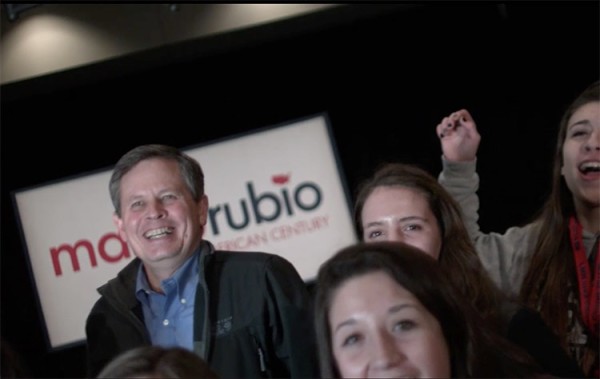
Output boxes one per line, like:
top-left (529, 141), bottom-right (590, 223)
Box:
top-left (85, 240), bottom-right (319, 378)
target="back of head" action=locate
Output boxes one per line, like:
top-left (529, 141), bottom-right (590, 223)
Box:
top-left (96, 346), bottom-right (218, 379)
top-left (1, 339), bottom-right (29, 378)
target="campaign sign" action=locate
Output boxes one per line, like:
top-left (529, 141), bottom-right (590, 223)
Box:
top-left (13, 113), bottom-right (357, 349)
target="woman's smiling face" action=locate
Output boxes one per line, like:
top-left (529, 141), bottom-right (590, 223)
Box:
top-left (329, 270), bottom-right (451, 378)
top-left (361, 186), bottom-right (442, 260)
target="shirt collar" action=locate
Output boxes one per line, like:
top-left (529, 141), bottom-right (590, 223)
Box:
top-left (135, 247), bottom-right (201, 296)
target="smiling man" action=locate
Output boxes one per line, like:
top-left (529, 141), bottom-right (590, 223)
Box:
top-left (85, 144), bottom-right (319, 379)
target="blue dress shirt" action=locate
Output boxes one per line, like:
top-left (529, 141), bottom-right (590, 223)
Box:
top-left (135, 250), bottom-right (199, 351)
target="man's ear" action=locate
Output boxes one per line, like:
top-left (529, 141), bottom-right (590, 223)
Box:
top-left (199, 195), bottom-right (209, 226)
top-left (113, 212), bottom-right (128, 242)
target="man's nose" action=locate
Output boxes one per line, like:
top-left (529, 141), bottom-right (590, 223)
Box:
top-left (146, 200), bottom-right (166, 219)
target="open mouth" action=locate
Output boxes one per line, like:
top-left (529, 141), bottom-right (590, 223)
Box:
top-left (144, 227), bottom-right (174, 239)
top-left (579, 161), bottom-right (600, 173)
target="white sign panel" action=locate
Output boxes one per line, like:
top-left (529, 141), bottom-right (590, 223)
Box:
top-left (13, 114), bottom-right (357, 349)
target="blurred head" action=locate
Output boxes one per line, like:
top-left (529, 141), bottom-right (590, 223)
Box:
top-left (314, 241), bottom-right (472, 378)
top-left (109, 145), bottom-right (209, 275)
top-left (1, 339), bottom-right (29, 378)
top-left (96, 346), bottom-right (218, 379)
top-left (556, 81), bottom-right (600, 217)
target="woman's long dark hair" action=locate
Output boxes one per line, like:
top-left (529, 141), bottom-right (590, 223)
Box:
top-left (314, 241), bottom-right (540, 378)
top-left (353, 163), bottom-right (506, 328)
top-left (519, 81), bottom-right (599, 374)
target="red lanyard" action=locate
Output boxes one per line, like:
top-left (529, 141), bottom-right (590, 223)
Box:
top-left (568, 216), bottom-right (599, 337)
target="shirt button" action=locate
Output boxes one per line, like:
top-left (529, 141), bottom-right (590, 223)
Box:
top-left (163, 319), bottom-right (169, 326)
top-left (180, 298), bottom-right (187, 304)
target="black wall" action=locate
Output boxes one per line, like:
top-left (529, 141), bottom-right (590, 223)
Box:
top-left (1, 3), bottom-right (599, 378)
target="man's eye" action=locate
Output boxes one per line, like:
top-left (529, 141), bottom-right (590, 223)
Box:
top-left (131, 201), bottom-right (144, 209)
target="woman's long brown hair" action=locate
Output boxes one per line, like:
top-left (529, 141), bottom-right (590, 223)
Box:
top-left (354, 163), bottom-right (506, 328)
top-left (519, 81), bottom-right (599, 366)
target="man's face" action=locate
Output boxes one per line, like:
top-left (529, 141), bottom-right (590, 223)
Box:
top-left (114, 157), bottom-right (208, 270)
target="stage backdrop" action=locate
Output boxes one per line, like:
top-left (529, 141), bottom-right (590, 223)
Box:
top-left (13, 113), bottom-right (357, 350)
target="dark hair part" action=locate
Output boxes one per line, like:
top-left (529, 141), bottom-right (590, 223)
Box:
top-left (109, 144), bottom-right (205, 217)
top-left (314, 241), bottom-right (541, 378)
top-left (353, 163), bottom-right (504, 326)
top-left (96, 346), bottom-right (218, 379)
top-left (520, 80), bottom-right (600, 370)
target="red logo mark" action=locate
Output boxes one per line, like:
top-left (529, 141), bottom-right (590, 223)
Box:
top-left (272, 173), bottom-right (290, 185)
